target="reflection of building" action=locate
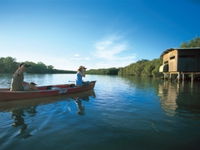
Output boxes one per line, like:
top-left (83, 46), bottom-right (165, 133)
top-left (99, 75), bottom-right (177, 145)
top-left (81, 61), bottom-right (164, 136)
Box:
top-left (158, 81), bottom-right (200, 116)
top-left (158, 82), bottom-right (178, 116)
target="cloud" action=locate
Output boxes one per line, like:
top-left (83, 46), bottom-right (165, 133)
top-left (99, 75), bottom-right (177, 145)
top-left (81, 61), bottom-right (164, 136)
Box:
top-left (93, 35), bottom-right (137, 68)
top-left (84, 57), bottom-right (90, 61)
top-left (74, 54), bottom-right (80, 57)
top-left (69, 54), bottom-right (91, 61)
top-left (95, 35), bottom-right (127, 60)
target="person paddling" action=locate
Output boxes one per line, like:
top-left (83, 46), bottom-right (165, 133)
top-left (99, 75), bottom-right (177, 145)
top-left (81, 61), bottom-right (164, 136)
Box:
top-left (75, 66), bottom-right (87, 86)
top-left (10, 63), bottom-right (31, 91)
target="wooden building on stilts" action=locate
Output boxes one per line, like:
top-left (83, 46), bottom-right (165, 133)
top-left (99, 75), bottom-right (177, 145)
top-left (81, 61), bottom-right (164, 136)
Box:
top-left (159, 48), bottom-right (200, 82)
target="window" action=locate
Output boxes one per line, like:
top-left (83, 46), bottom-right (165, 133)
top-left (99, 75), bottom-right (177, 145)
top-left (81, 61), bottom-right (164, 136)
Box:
top-left (170, 56), bottom-right (175, 60)
top-left (164, 61), bottom-right (168, 64)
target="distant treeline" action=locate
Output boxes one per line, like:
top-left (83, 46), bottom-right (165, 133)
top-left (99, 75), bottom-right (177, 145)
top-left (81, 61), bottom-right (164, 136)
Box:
top-left (86, 68), bottom-right (119, 75)
top-left (87, 37), bottom-right (200, 77)
top-left (86, 59), bottom-right (162, 77)
top-left (118, 59), bottom-right (162, 77)
top-left (0, 57), bottom-right (76, 74)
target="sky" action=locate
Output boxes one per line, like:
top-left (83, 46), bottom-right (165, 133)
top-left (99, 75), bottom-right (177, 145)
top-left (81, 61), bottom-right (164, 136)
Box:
top-left (0, 0), bottom-right (200, 70)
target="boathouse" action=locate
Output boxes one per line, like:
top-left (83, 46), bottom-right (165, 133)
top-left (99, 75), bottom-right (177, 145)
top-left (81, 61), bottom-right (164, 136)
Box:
top-left (159, 48), bottom-right (200, 81)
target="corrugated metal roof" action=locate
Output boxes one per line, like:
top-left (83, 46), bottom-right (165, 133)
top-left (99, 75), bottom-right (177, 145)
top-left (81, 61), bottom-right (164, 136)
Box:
top-left (160, 47), bottom-right (200, 57)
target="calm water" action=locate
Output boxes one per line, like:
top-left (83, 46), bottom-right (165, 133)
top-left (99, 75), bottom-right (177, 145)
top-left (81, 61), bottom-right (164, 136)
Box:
top-left (0, 74), bottom-right (200, 150)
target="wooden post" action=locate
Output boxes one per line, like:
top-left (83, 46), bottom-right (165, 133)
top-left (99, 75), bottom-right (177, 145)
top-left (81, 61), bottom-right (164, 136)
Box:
top-left (169, 73), bottom-right (172, 81)
top-left (177, 72), bottom-right (180, 82)
top-left (182, 73), bottom-right (185, 81)
top-left (164, 73), bottom-right (168, 80)
top-left (191, 73), bottom-right (194, 82)
top-left (191, 73), bottom-right (194, 88)
top-left (163, 73), bottom-right (166, 80)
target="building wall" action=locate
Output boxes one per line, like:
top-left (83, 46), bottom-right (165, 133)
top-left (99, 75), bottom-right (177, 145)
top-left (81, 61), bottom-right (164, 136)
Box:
top-left (177, 49), bottom-right (200, 72)
top-left (163, 50), bottom-right (178, 72)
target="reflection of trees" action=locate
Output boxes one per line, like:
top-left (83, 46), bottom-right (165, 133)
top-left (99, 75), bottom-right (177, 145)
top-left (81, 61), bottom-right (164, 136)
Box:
top-left (119, 76), bottom-right (161, 90)
top-left (11, 106), bottom-right (37, 138)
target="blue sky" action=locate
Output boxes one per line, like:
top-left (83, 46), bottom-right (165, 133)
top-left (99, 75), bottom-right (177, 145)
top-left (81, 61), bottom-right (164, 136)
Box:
top-left (0, 0), bottom-right (200, 70)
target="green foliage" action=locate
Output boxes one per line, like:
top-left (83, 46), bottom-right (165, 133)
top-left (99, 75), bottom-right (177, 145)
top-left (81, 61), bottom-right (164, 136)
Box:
top-left (87, 68), bottom-right (119, 75)
top-left (24, 61), bottom-right (76, 74)
top-left (0, 57), bottom-right (18, 73)
top-left (180, 37), bottom-right (200, 48)
top-left (87, 59), bottom-right (162, 77)
top-left (118, 59), bottom-right (162, 77)
top-left (0, 57), bottom-right (76, 74)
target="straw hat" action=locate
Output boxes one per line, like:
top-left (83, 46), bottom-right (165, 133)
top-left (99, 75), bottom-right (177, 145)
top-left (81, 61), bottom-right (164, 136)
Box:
top-left (78, 66), bottom-right (87, 71)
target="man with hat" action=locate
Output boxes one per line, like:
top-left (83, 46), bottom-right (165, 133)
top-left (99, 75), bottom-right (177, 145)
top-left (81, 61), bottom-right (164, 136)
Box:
top-left (75, 66), bottom-right (87, 86)
top-left (10, 63), bottom-right (31, 91)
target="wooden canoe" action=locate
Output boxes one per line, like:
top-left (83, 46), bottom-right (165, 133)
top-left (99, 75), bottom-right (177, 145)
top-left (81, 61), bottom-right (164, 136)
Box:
top-left (0, 81), bottom-right (96, 101)
top-left (0, 90), bottom-right (96, 112)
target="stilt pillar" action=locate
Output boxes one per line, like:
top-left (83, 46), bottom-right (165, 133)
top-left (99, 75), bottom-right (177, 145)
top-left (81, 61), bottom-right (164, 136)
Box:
top-left (169, 73), bottom-right (172, 81)
top-left (177, 72), bottom-right (180, 82)
top-left (191, 73), bottom-right (194, 88)
top-left (182, 73), bottom-right (185, 81)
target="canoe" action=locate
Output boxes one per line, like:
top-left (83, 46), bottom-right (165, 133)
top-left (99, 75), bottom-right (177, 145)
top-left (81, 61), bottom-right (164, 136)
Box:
top-left (0, 81), bottom-right (96, 101)
top-left (0, 90), bottom-right (96, 112)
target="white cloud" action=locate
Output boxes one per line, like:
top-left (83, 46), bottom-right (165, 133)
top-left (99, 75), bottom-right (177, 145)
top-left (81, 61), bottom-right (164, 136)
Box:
top-left (74, 54), bottom-right (80, 57)
top-left (92, 35), bottom-right (137, 68)
top-left (84, 57), bottom-right (90, 61)
top-left (95, 35), bottom-right (127, 60)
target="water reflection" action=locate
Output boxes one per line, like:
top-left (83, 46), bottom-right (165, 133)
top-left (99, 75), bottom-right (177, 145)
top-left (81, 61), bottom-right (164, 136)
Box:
top-left (158, 81), bottom-right (200, 116)
top-left (11, 106), bottom-right (37, 138)
top-left (0, 90), bottom-right (95, 139)
top-left (72, 90), bottom-right (96, 115)
top-left (158, 81), bottom-right (178, 116)
top-left (0, 90), bottom-right (95, 112)
top-left (120, 76), bottom-right (200, 117)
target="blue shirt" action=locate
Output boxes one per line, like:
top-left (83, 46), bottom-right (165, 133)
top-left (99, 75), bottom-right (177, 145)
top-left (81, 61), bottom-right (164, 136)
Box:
top-left (75, 72), bottom-right (83, 86)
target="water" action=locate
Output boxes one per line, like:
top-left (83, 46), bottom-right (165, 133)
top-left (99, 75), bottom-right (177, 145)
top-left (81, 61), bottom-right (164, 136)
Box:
top-left (0, 74), bottom-right (200, 150)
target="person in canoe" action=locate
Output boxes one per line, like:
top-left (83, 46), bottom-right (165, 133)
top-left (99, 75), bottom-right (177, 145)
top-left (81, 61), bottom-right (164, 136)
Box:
top-left (10, 63), bottom-right (35, 91)
top-left (75, 66), bottom-right (88, 86)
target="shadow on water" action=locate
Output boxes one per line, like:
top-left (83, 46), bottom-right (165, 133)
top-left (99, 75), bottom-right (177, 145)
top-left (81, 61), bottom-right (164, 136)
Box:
top-left (0, 90), bottom-right (96, 139)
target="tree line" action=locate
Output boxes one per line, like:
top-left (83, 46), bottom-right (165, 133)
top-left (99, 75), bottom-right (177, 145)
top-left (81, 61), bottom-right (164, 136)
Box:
top-left (1, 37), bottom-right (199, 75)
top-left (118, 59), bottom-right (162, 77)
top-left (86, 59), bottom-right (162, 77)
top-left (87, 37), bottom-right (200, 77)
top-left (0, 57), bottom-right (76, 74)
top-left (86, 68), bottom-right (119, 75)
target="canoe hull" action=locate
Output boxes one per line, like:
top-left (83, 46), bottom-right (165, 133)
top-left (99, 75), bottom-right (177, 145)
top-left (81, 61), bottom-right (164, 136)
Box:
top-left (0, 81), bottom-right (96, 101)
